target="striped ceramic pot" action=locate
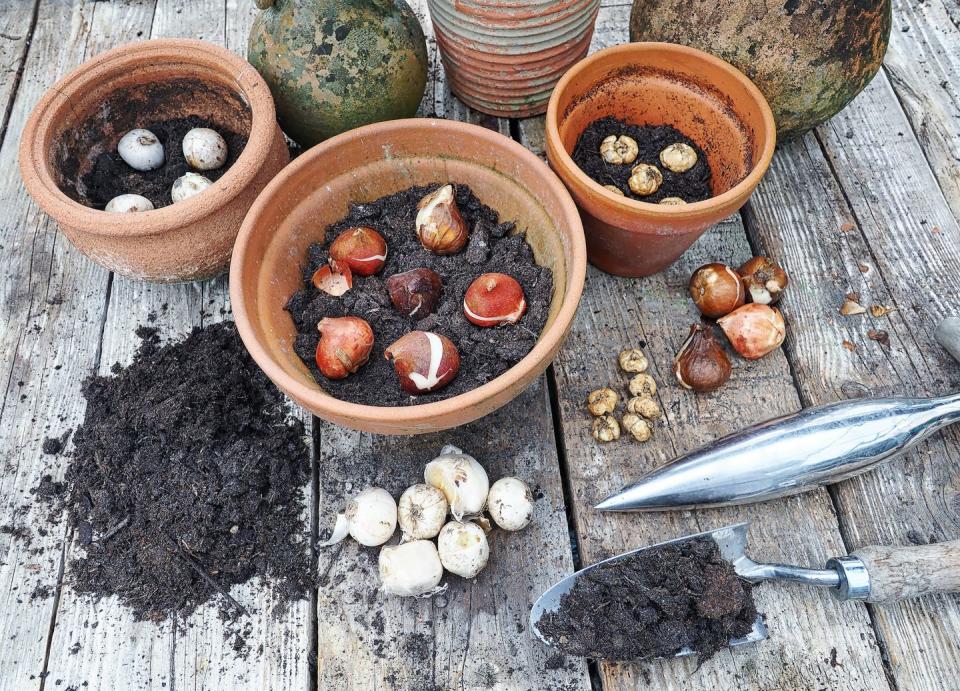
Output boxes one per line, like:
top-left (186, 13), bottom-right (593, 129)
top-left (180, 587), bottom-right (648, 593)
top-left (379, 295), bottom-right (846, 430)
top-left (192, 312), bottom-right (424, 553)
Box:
top-left (427, 0), bottom-right (601, 117)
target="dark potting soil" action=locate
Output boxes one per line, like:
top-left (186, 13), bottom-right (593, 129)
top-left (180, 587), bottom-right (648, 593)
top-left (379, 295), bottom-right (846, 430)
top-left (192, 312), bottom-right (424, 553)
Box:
top-left (39, 322), bottom-right (312, 621)
top-left (285, 183), bottom-right (553, 407)
top-left (571, 116), bottom-right (712, 203)
top-left (538, 537), bottom-right (758, 662)
top-left (81, 115), bottom-right (247, 209)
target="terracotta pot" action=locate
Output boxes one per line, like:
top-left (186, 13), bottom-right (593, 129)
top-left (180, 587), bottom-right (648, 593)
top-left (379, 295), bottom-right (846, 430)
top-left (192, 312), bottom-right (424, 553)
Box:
top-left (19, 39), bottom-right (289, 283)
top-left (231, 118), bottom-right (586, 435)
top-left (427, 0), bottom-right (601, 117)
top-left (545, 42), bottom-right (776, 277)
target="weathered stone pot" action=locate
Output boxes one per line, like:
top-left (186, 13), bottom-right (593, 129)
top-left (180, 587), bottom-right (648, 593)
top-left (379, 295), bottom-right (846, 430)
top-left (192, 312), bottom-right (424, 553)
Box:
top-left (428, 0), bottom-right (601, 117)
top-left (629, 0), bottom-right (892, 139)
top-left (19, 39), bottom-right (289, 283)
top-left (231, 119), bottom-right (586, 435)
top-left (248, 0), bottom-right (428, 147)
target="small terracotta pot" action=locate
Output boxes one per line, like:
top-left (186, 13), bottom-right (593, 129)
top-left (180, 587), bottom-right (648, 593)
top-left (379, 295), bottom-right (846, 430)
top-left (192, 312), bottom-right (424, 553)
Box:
top-left (545, 42), bottom-right (776, 277)
top-left (231, 118), bottom-right (586, 435)
top-left (19, 39), bottom-right (289, 283)
top-left (428, 0), bottom-right (601, 117)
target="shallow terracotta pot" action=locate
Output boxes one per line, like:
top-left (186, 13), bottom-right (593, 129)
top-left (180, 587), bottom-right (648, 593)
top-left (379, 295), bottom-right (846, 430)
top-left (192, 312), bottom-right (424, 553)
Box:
top-left (545, 42), bottom-right (776, 277)
top-left (19, 39), bottom-right (289, 283)
top-left (231, 118), bottom-right (586, 435)
top-left (428, 0), bottom-right (601, 117)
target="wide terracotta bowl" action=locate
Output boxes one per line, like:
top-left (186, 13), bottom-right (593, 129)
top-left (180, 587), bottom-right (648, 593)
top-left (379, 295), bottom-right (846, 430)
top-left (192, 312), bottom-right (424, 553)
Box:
top-left (545, 42), bottom-right (776, 277)
top-left (19, 39), bottom-right (289, 282)
top-left (231, 118), bottom-right (586, 435)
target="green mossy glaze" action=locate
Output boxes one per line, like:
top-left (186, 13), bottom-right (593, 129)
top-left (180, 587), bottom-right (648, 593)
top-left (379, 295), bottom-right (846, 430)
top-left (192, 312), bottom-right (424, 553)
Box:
top-left (629, 0), bottom-right (892, 140)
top-left (248, 0), bottom-right (428, 147)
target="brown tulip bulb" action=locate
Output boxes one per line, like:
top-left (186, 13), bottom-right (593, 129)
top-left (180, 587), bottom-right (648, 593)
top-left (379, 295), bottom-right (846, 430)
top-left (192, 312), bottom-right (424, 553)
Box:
top-left (689, 263), bottom-right (745, 318)
top-left (416, 184), bottom-right (468, 255)
top-left (674, 323), bottom-right (732, 393)
top-left (384, 331), bottom-right (460, 394)
top-left (315, 316), bottom-right (374, 379)
top-left (738, 256), bottom-right (788, 305)
top-left (329, 226), bottom-right (387, 276)
top-left (386, 268), bottom-right (443, 318)
top-left (717, 304), bottom-right (786, 360)
top-left (463, 273), bottom-right (527, 327)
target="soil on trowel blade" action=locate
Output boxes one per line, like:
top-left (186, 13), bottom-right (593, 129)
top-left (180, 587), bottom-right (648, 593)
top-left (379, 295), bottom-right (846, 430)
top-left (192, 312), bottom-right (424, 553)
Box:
top-left (38, 322), bottom-right (312, 622)
top-left (538, 537), bottom-right (758, 662)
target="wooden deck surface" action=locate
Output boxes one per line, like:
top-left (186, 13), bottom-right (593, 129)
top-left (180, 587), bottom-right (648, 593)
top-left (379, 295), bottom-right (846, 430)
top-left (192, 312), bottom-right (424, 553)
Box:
top-left (0, 0), bottom-right (958, 689)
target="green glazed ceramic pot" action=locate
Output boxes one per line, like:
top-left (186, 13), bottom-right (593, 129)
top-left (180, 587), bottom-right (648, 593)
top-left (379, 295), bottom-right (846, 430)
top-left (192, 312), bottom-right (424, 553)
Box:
top-left (249, 0), bottom-right (428, 147)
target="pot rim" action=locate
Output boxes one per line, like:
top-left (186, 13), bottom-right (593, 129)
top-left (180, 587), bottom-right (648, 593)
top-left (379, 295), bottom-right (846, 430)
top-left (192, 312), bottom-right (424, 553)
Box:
top-left (231, 118), bottom-right (587, 429)
top-left (18, 38), bottom-right (277, 239)
top-left (545, 42), bottom-right (776, 220)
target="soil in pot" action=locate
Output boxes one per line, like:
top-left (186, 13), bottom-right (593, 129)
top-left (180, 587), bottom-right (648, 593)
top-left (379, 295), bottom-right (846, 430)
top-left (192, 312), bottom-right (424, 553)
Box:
top-left (537, 537), bottom-right (759, 661)
top-left (78, 114), bottom-right (247, 209)
top-left (285, 183), bottom-right (553, 406)
top-left (571, 116), bottom-right (712, 203)
top-left (36, 322), bottom-right (313, 622)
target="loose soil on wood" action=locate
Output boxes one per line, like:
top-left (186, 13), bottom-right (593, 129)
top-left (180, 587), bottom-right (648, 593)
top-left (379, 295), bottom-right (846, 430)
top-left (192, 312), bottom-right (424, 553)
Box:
top-left (286, 183), bottom-right (553, 406)
top-left (571, 116), bottom-right (712, 203)
top-left (37, 322), bottom-right (312, 621)
top-left (81, 115), bottom-right (247, 209)
top-left (538, 537), bottom-right (758, 661)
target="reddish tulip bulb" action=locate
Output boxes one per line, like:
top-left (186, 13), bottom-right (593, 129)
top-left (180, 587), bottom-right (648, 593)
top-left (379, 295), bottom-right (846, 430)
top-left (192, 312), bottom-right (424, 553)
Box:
top-left (386, 268), bottom-right (443, 318)
top-left (384, 331), bottom-right (460, 394)
top-left (315, 316), bottom-right (374, 379)
top-left (329, 226), bottom-right (387, 276)
top-left (463, 273), bottom-right (526, 327)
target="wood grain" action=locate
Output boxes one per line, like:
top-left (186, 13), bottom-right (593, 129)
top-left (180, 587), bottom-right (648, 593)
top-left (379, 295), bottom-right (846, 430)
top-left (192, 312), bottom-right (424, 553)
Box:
top-left (853, 540), bottom-right (960, 604)
top-left (744, 65), bottom-right (960, 688)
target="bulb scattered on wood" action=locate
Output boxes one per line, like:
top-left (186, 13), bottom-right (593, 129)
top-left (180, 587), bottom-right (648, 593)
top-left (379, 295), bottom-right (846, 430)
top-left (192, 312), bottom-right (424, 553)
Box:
top-left (182, 127), bottom-right (228, 171)
top-left (487, 477), bottom-right (533, 531)
top-left (397, 483), bottom-right (448, 541)
top-left (592, 415), bottom-right (620, 442)
top-left (424, 445), bottom-right (489, 520)
top-left (628, 373), bottom-right (657, 397)
top-left (379, 540), bottom-right (445, 597)
top-left (118, 128), bottom-right (164, 171)
top-left (105, 194), bottom-right (154, 213)
top-left (437, 520), bottom-right (489, 578)
top-left (171, 172), bottom-right (212, 203)
top-left (345, 487), bottom-right (397, 546)
top-left (587, 387), bottom-right (618, 416)
top-left (622, 413), bottom-right (652, 442)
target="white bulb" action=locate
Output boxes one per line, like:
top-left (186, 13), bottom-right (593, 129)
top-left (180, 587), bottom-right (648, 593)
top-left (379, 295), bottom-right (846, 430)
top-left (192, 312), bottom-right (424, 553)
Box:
top-left (424, 445), bottom-right (489, 520)
top-left (345, 487), bottom-right (397, 547)
top-left (105, 194), bottom-right (154, 213)
top-left (118, 129), bottom-right (164, 171)
top-left (171, 172), bottom-right (212, 203)
top-left (379, 540), bottom-right (445, 597)
top-left (437, 521), bottom-right (489, 578)
top-left (487, 477), bottom-right (534, 531)
top-left (182, 127), bottom-right (228, 171)
top-left (397, 484), bottom-right (448, 541)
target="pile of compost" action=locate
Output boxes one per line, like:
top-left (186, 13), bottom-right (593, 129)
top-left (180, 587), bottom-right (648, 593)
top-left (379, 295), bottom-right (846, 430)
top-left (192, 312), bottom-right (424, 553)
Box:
top-left (41, 322), bottom-right (312, 621)
top-left (538, 537), bottom-right (758, 661)
top-left (286, 183), bottom-right (553, 406)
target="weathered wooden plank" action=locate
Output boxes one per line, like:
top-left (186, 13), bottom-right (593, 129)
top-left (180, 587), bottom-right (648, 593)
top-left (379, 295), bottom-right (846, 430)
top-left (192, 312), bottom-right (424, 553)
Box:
top-left (515, 6), bottom-right (890, 686)
top-left (741, 67), bottom-right (960, 689)
top-left (314, 384), bottom-right (589, 691)
top-left (44, 3), bottom-right (312, 690)
top-left (0, 1), bottom-right (137, 688)
top-left (883, 0), bottom-right (960, 223)
top-left (0, 0), bottom-right (38, 142)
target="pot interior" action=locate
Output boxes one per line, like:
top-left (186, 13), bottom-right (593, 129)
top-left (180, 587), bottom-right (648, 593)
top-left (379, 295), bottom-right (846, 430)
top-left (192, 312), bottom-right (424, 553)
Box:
top-left (240, 129), bottom-right (572, 391)
top-left (49, 66), bottom-right (252, 207)
top-left (557, 59), bottom-right (767, 197)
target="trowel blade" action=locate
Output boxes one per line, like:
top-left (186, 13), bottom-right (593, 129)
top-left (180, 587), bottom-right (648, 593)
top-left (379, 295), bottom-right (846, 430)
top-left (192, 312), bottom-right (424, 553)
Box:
top-left (530, 523), bottom-right (768, 659)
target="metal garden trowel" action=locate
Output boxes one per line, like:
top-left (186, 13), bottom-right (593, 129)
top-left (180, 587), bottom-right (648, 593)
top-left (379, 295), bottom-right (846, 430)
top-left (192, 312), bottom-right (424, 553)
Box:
top-left (531, 523), bottom-right (960, 659)
top-left (597, 317), bottom-right (960, 512)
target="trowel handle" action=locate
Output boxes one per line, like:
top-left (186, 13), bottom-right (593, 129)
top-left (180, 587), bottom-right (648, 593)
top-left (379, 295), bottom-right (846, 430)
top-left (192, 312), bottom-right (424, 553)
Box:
top-left (853, 541), bottom-right (960, 603)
